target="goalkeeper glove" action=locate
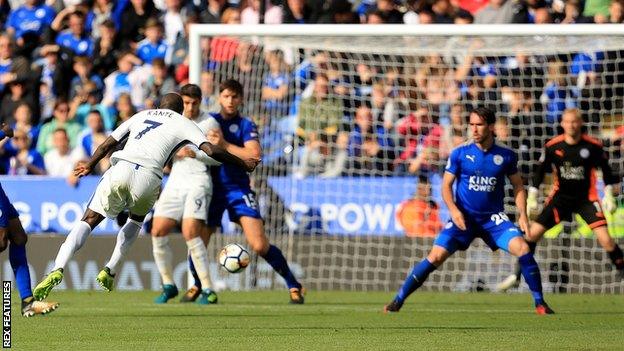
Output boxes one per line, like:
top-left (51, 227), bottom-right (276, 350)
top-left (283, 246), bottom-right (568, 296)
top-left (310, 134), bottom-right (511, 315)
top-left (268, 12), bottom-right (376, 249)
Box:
top-left (527, 186), bottom-right (539, 215)
top-left (602, 185), bottom-right (616, 214)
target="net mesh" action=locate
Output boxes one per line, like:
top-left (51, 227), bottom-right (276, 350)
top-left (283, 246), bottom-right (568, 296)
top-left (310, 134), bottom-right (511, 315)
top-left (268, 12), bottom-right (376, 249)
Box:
top-left (197, 33), bottom-right (624, 294)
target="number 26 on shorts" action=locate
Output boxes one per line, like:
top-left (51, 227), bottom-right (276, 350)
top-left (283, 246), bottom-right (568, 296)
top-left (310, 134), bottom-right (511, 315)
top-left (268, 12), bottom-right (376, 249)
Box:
top-left (491, 212), bottom-right (509, 226)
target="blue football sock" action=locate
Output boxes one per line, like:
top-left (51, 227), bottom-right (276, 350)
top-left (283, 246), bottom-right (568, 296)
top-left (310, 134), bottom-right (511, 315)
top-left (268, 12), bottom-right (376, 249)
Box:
top-left (9, 243), bottom-right (32, 301)
top-left (188, 255), bottom-right (202, 289)
top-left (261, 245), bottom-right (300, 289)
top-left (395, 259), bottom-right (436, 304)
top-left (519, 253), bottom-right (545, 306)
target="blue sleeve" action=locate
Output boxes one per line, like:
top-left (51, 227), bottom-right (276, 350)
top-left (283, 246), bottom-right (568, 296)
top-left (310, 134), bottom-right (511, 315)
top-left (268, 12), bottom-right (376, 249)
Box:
top-left (242, 119), bottom-right (259, 143)
top-left (506, 150), bottom-right (518, 176)
top-left (86, 39), bottom-right (94, 56)
top-left (44, 6), bottom-right (56, 25)
top-left (445, 147), bottom-right (461, 176)
top-left (6, 9), bottom-right (17, 31)
top-left (85, 11), bottom-right (95, 34)
top-left (55, 33), bottom-right (63, 46)
top-left (32, 152), bottom-right (45, 170)
top-left (112, 0), bottom-right (128, 30)
top-left (544, 83), bottom-right (556, 99)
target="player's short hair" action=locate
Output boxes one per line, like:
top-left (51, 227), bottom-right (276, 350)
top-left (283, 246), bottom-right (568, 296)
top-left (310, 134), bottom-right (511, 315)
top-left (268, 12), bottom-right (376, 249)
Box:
top-left (471, 107), bottom-right (496, 125)
top-left (562, 108), bottom-right (581, 120)
top-left (180, 84), bottom-right (202, 100)
top-left (219, 79), bottom-right (244, 97)
top-left (159, 93), bottom-right (184, 114)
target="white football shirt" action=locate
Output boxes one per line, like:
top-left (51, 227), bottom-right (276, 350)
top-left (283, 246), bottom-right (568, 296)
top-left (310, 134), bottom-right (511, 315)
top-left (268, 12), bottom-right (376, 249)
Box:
top-left (168, 112), bottom-right (221, 182)
top-left (110, 109), bottom-right (208, 177)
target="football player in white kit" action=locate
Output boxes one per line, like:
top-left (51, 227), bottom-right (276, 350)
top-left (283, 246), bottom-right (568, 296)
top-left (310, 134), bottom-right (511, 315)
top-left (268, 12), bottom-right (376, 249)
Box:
top-left (151, 84), bottom-right (220, 305)
top-left (33, 93), bottom-right (259, 301)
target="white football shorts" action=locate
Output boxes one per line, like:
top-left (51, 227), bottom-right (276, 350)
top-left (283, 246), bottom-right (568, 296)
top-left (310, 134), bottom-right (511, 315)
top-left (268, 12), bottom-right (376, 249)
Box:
top-left (88, 160), bottom-right (161, 218)
top-left (153, 180), bottom-right (212, 222)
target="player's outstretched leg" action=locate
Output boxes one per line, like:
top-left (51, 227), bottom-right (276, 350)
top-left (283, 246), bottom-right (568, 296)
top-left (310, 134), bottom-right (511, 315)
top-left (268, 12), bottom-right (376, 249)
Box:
top-left (241, 217), bottom-right (304, 304)
top-left (262, 244), bottom-right (304, 304)
top-left (384, 258), bottom-right (438, 313)
top-left (34, 219), bottom-right (94, 300)
top-left (2, 218), bottom-right (60, 316)
top-left (9, 240), bottom-right (59, 317)
top-left (385, 245), bottom-right (448, 313)
top-left (99, 218), bottom-right (143, 291)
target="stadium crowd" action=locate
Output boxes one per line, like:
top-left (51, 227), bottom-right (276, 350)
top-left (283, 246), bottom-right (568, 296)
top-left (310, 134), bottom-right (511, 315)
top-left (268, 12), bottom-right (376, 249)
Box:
top-left (0, 0), bottom-right (623, 181)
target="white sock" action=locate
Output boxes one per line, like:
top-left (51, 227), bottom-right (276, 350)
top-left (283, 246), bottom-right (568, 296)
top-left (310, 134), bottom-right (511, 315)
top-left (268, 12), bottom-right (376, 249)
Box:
top-left (186, 236), bottom-right (213, 290)
top-left (106, 219), bottom-right (142, 275)
top-left (53, 221), bottom-right (92, 271)
top-left (152, 236), bottom-right (174, 285)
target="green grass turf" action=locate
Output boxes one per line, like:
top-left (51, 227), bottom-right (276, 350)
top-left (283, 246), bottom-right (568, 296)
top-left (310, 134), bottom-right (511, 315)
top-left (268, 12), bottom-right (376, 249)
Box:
top-left (10, 291), bottom-right (624, 350)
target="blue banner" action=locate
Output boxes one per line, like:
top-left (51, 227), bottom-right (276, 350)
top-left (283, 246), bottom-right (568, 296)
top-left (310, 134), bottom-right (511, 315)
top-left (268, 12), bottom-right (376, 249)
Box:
top-left (267, 176), bottom-right (449, 236)
top-left (1, 176), bottom-right (120, 235)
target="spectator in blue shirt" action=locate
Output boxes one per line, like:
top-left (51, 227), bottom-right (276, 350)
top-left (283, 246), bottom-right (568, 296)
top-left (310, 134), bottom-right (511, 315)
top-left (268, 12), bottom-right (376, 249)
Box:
top-left (6, 0), bottom-right (55, 41)
top-left (261, 50), bottom-right (289, 118)
top-left (53, 10), bottom-right (93, 57)
top-left (77, 110), bottom-right (108, 160)
top-left (540, 60), bottom-right (578, 126)
top-left (136, 18), bottom-right (168, 65)
top-left (347, 105), bottom-right (396, 175)
top-left (7, 128), bottom-right (46, 175)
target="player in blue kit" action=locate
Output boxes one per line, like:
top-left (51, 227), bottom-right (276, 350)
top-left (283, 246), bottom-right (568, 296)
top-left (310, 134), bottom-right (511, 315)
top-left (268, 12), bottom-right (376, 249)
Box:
top-left (384, 107), bottom-right (554, 315)
top-left (198, 79), bottom-right (305, 304)
top-left (0, 124), bottom-right (58, 317)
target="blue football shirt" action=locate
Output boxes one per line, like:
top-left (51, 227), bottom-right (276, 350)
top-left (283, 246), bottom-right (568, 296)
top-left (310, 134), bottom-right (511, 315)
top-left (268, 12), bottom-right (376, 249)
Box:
top-left (445, 142), bottom-right (518, 216)
top-left (7, 4), bottom-right (55, 39)
top-left (55, 30), bottom-right (93, 56)
top-left (210, 112), bottom-right (259, 191)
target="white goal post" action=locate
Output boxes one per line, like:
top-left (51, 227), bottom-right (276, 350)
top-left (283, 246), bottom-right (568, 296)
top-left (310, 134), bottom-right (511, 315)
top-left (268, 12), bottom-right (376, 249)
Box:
top-left (188, 24), bottom-right (624, 294)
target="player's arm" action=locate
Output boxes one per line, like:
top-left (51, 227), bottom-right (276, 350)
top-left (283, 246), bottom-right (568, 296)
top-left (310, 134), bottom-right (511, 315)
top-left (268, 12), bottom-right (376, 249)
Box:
top-left (74, 136), bottom-right (118, 177)
top-left (193, 147), bottom-right (221, 166)
top-left (207, 122), bottom-right (262, 161)
top-left (442, 171), bottom-right (466, 231)
top-left (443, 149), bottom-right (466, 230)
top-left (528, 146), bottom-right (552, 213)
top-left (509, 172), bottom-right (530, 234)
top-left (597, 145), bottom-right (620, 213)
top-left (178, 145), bottom-right (221, 166)
top-left (184, 120), bottom-right (257, 171)
top-left (74, 116), bottom-right (135, 177)
top-left (197, 142), bottom-right (257, 172)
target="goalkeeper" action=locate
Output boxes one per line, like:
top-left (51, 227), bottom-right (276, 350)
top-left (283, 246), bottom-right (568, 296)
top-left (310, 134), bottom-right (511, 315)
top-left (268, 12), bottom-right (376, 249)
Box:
top-left (498, 108), bottom-right (623, 291)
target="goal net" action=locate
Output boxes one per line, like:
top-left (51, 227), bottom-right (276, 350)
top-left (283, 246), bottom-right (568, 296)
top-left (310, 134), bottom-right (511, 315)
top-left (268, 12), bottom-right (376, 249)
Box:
top-left (190, 25), bottom-right (624, 294)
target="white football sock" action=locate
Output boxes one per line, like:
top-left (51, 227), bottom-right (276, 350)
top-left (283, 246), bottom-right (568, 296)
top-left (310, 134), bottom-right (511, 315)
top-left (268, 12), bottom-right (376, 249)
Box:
top-left (186, 236), bottom-right (213, 290)
top-left (152, 236), bottom-right (174, 285)
top-left (106, 219), bottom-right (142, 275)
top-left (53, 221), bottom-right (92, 271)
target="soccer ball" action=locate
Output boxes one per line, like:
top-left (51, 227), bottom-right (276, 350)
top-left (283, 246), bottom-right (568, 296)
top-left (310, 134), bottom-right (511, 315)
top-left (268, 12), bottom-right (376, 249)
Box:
top-left (218, 244), bottom-right (250, 274)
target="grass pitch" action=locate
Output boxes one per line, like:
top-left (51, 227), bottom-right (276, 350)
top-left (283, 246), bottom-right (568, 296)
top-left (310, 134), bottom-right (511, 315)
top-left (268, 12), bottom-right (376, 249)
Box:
top-left (11, 290), bottom-right (623, 350)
